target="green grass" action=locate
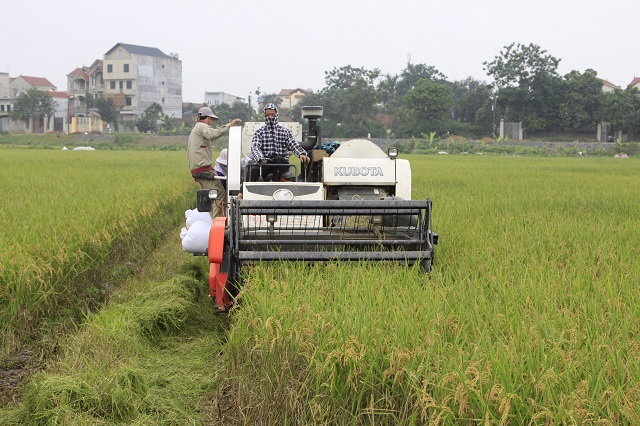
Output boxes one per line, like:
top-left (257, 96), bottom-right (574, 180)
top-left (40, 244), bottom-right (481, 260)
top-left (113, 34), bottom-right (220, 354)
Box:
top-left (0, 149), bottom-right (193, 355)
top-left (0, 133), bottom-right (191, 151)
top-left (0, 133), bottom-right (77, 148)
top-left (2, 153), bottom-right (640, 424)
top-left (220, 155), bottom-right (640, 424)
top-left (0, 232), bottom-right (227, 425)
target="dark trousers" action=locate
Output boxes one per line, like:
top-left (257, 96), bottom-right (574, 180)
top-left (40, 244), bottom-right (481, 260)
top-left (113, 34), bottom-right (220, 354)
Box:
top-left (250, 155), bottom-right (289, 181)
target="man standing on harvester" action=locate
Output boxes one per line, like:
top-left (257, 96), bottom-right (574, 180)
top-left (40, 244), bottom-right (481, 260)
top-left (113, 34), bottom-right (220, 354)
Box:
top-left (187, 106), bottom-right (241, 218)
top-left (251, 103), bottom-right (310, 181)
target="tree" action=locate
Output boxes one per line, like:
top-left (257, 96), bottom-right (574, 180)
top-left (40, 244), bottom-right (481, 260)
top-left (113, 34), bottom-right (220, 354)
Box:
top-left (10, 88), bottom-right (56, 132)
top-left (377, 73), bottom-right (399, 108)
top-left (559, 69), bottom-right (603, 132)
top-left (451, 77), bottom-right (491, 124)
top-left (211, 101), bottom-right (256, 123)
top-left (394, 63), bottom-right (447, 101)
top-left (323, 65), bottom-right (381, 127)
top-left (135, 102), bottom-right (163, 133)
top-left (600, 88), bottom-right (640, 137)
top-left (210, 102), bottom-right (232, 123)
top-left (289, 65), bottom-right (384, 138)
top-left (474, 97), bottom-right (495, 136)
top-left (290, 92), bottom-right (329, 122)
top-left (229, 100), bottom-right (258, 122)
top-left (483, 43), bottom-right (560, 90)
top-left (484, 43), bottom-right (562, 133)
top-left (95, 97), bottom-right (118, 129)
top-left (403, 78), bottom-right (453, 122)
top-left (526, 71), bottom-right (565, 132)
top-left (160, 113), bottom-right (173, 131)
top-left (257, 93), bottom-right (281, 111)
top-left (395, 78), bottom-right (453, 137)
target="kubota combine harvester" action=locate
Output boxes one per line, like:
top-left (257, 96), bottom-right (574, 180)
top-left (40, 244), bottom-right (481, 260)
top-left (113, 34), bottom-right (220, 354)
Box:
top-left (196, 106), bottom-right (438, 312)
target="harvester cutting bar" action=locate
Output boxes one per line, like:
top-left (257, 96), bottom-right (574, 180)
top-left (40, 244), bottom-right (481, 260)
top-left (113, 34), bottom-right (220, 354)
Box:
top-left (228, 198), bottom-right (435, 269)
top-left (237, 199), bottom-right (426, 216)
top-left (239, 238), bottom-right (423, 246)
top-left (238, 251), bottom-right (431, 261)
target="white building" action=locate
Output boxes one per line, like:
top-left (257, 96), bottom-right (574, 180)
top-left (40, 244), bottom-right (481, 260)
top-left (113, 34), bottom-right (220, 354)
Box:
top-left (4, 75), bottom-right (57, 133)
top-left (103, 43), bottom-right (182, 126)
top-left (9, 75), bottom-right (56, 96)
top-left (51, 91), bottom-right (69, 133)
top-left (204, 91), bottom-right (244, 107)
top-left (0, 72), bottom-right (11, 131)
top-left (600, 79), bottom-right (621, 93)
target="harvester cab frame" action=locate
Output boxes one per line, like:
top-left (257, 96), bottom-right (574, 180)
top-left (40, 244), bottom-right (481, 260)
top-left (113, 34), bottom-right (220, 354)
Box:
top-left (196, 106), bottom-right (438, 313)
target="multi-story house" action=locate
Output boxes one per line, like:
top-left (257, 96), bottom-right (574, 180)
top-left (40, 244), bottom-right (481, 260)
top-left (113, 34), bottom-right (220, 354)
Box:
top-left (67, 60), bottom-right (104, 133)
top-left (204, 91), bottom-right (244, 107)
top-left (103, 42), bottom-right (182, 127)
top-left (6, 75), bottom-right (57, 133)
top-left (278, 88), bottom-right (311, 110)
top-left (67, 59), bottom-right (104, 118)
top-left (0, 72), bottom-right (11, 131)
top-left (9, 75), bottom-right (56, 96)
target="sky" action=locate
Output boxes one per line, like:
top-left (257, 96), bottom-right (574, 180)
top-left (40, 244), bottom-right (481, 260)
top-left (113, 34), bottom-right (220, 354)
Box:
top-left (3, 0), bottom-right (639, 107)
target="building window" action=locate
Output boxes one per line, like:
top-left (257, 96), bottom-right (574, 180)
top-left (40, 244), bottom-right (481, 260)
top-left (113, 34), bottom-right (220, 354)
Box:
top-left (124, 64), bottom-right (129, 72)
top-left (126, 97), bottom-right (132, 106)
top-left (119, 81), bottom-right (123, 90)
top-left (110, 81), bottom-right (116, 89)
top-left (162, 97), bottom-right (165, 103)
top-left (107, 64), bottom-right (113, 73)
top-left (7, 105), bottom-right (10, 112)
top-left (126, 81), bottom-right (132, 89)
top-left (0, 105), bottom-right (4, 112)
top-left (214, 100), bottom-right (219, 105)
top-left (162, 81), bottom-right (165, 85)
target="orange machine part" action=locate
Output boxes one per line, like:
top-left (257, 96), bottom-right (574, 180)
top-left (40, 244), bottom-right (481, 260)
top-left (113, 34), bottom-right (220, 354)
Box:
top-left (208, 217), bottom-right (226, 264)
top-left (208, 216), bottom-right (231, 311)
top-left (209, 263), bottom-right (230, 310)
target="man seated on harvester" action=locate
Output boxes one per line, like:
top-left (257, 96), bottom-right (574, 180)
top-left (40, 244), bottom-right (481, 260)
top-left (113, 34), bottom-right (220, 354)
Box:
top-left (250, 103), bottom-right (310, 181)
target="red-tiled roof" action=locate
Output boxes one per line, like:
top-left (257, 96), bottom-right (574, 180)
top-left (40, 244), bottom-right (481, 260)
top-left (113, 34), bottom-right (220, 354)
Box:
top-left (628, 77), bottom-right (640, 88)
top-left (68, 68), bottom-right (89, 81)
top-left (50, 91), bottom-right (68, 98)
top-left (18, 75), bottom-right (55, 88)
top-left (599, 79), bottom-right (621, 90)
top-left (278, 88), bottom-right (310, 96)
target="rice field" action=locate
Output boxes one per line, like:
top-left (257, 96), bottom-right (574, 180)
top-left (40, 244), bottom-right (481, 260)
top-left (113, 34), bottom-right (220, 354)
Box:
top-left (223, 155), bottom-right (640, 424)
top-left (0, 148), bottom-right (192, 353)
top-left (2, 151), bottom-right (640, 424)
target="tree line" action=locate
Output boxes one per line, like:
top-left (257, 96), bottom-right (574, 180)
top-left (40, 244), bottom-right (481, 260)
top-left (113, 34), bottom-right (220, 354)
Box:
top-left (251, 43), bottom-right (638, 140)
top-left (9, 43), bottom-right (639, 140)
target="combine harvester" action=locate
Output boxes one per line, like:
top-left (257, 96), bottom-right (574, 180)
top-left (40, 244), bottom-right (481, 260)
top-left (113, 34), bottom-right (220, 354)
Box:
top-left (196, 106), bottom-right (438, 312)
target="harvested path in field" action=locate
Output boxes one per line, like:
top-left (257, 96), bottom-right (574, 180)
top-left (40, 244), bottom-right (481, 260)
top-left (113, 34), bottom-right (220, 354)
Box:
top-left (0, 227), bottom-right (233, 425)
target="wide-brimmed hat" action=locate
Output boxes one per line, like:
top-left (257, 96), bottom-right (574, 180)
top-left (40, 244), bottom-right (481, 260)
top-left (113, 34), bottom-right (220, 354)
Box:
top-left (198, 106), bottom-right (218, 119)
top-left (216, 149), bottom-right (228, 165)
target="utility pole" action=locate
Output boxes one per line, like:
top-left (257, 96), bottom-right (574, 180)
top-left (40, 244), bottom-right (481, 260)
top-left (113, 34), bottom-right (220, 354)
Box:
top-left (492, 95), bottom-right (498, 135)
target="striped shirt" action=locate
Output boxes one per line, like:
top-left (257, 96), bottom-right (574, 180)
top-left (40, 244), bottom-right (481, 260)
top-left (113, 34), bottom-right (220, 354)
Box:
top-left (251, 123), bottom-right (306, 162)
